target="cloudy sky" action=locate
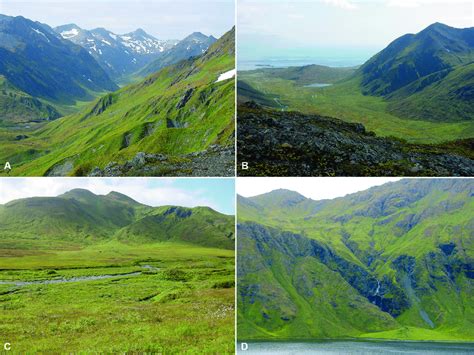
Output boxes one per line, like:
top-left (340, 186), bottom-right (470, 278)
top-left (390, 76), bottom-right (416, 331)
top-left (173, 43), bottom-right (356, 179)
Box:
top-left (238, 0), bottom-right (473, 61)
top-left (0, 0), bottom-right (234, 39)
top-left (238, 177), bottom-right (402, 200)
top-left (0, 178), bottom-right (235, 215)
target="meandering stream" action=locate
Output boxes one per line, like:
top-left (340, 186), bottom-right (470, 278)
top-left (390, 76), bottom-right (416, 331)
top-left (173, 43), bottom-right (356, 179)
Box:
top-left (0, 272), bottom-right (142, 286)
top-left (0, 265), bottom-right (160, 286)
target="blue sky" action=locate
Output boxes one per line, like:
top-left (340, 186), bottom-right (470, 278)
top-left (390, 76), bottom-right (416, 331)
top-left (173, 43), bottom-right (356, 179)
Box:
top-left (238, 0), bottom-right (473, 62)
top-left (0, 0), bottom-right (234, 39)
top-left (0, 178), bottom-right (235, 215)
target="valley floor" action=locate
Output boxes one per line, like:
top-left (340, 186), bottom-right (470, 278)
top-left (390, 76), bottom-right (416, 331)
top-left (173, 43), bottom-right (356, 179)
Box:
top-left (238, 71), bottom-right (474, 144)
top-left (0, 242), bottom-right (234, 353)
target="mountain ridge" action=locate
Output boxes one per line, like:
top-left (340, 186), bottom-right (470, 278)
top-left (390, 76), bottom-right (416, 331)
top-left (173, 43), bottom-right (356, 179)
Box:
top-left (54, 23), bottom-right (178, 79)
top-left (0, 189), bottom-right (234, 249)
top-left (357, 22), bottom-right (474, 122)
top-left (0, 14), bottom-right (118, 109)
top-left (138, 31), bottom-right (217, 77)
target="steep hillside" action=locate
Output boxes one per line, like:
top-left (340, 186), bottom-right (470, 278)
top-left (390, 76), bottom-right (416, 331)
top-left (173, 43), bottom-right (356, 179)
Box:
top-left (358, 23), bottom-right (474, 121)
top-left (236, 80), bottom-right (277, 107)
top-left (116, 206), bottom-right (235, 249)
top-left (387, 62), bottom-right (474, 121)
top-left (138, 32), bottom-right (217, 77)
top-left (0, 189), bottom-right (234, 250)
top-left (54, 24), bottom-right (177, 79)
top-left (360, 23), bottom-right (474, 96)
top-left (0, 15), bottom-right (117, 109)
top-left (0, 75), bottom-right (60, 126)
top-left (238, 179), bottom-right (474, 341)
top-left (2, 27), bottom-right (235, 176)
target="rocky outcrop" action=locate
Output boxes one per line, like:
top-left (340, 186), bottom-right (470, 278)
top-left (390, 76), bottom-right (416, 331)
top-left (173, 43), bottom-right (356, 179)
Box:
top-left (82, 93), bottom-right (117, 121)
top-left (175, 88), bottom-right (194, 109)
top-left (237, 103), bottom-right (474, 176)
top-left (88, 144), bottom-right (234, 177)
top-left (163, 206), bottom-right (193, 218)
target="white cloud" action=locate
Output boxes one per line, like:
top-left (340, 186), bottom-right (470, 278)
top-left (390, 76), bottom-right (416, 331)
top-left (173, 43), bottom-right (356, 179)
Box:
top-left (386, 0), bottom-right (470, 7)
top-left (237, 177), bottom-right (402, 201)
top-left (238, 0), bottom-right (472, 61)
top-left (0, 178), bottom-right (219, 211)
top-left (387, 0), bottom-right (421, 8)
top-left (322, 0), bottom-right (358, 10)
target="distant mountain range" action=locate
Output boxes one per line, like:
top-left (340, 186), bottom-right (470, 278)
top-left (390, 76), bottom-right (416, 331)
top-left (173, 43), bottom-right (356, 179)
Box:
top-left (53, 24), bottom-right (217, 81)
top-left (138, 32), bottom-right (217, 77)
top-left (54, 24), bottom-right (178, 79)
top-left (238, 179), bottom-right (474, 341)
top-left (0, 14), bottom-right (219, 125)
top-left (0, 14), bottom-right (118, 118)
top-left (0, 188), bottom-right (234, 249)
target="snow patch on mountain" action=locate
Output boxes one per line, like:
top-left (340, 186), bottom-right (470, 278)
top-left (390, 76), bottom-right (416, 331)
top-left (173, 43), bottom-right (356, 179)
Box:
top-left (61, 28), bottom-right (79, 39)
top-left (32, 28), bottom-right (50, 42)
top-left (216, 69), bottom-right (236, 83)
top-left (53, 24), bottom-right (208, 79)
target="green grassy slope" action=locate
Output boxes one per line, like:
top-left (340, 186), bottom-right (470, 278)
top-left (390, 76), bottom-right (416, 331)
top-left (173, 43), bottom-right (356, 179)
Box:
top-left (359, 23), bottom-right (474, 97)
top-left (0, 189), bottom-right (234, 251)
top-left (357, 23), bottom-right (474, 123)
top-left (116, 206), bottom-right (235, 249)
top-left (237, 80), bottom-right (277, 107)
top-left (238, 223), bottom-right (399, 339)
top-left (1, 27), bottom-right (235, 176)
top-left (387, 63), bottom-right (474, 122)
top-left (237, 179), bottom-right (474, 341)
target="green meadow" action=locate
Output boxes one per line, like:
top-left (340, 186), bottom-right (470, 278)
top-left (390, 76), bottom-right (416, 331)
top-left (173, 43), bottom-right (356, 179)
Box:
top-left (0, 242), bottom-right (235, 353)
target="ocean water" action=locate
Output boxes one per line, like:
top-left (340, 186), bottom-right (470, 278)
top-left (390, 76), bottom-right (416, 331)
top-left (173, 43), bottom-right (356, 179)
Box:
top-left (237, 341), bottom-right (474, 354)
top-left (237, 57), bottom-right (366, 71)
